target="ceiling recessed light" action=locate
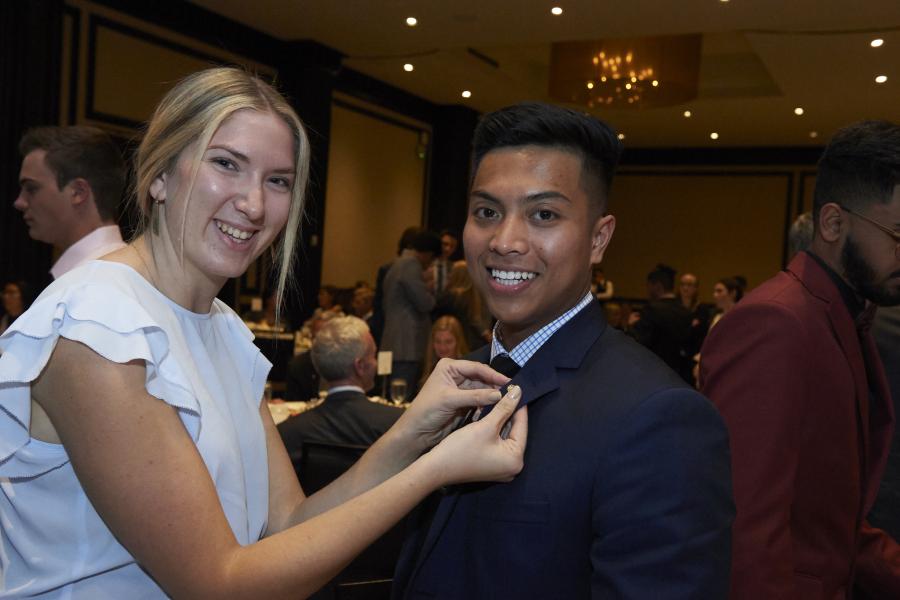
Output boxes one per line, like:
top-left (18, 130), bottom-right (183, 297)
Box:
top-left (586, 81), bottom-right (594, 89)
top-left (551, 6), bottom-right (563, 15)
top-left (794, 107), bottom-right (804, 116)
top-left (461, 90), bottom-right (472, 98)
top-left (617, 133), bottom-right (625, 140)
top-left (683, 110), bottom-right (692, 118)
top-left (710, 132), bottom-right (719, 140)
top-left (809, 131), bottom-right (818, 139)
top-left (406, 17), bottom-right (417, 26)
top-left (875, 74), bottom-right (888, 83)
top-left (871, 38), bottom-right (884, 48)
top-left (625, 83), bottom-right (632, 90)
top-left (403, 63), bottom-right (414, 72)
top-left (651, 80), bottom-right (659, 87)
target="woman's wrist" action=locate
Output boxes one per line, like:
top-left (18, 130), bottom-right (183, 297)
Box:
top-left (374, 421), bottom-right (426, 468)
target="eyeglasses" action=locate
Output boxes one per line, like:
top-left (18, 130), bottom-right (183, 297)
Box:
top-left (839, 204), bottom-right (900, 256)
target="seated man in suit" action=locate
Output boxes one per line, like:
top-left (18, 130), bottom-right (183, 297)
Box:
top-left (393, 102), bottom-right (734, 599)
top-left (278, 316), bottom-right (403, 452)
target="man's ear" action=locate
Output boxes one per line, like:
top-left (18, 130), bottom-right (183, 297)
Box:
top-left (590, 214), bottom-right (616, 264)
top-left (351, 356), bottom-right (365, 379)
top-left (818, 203), bottom-right (844, 243)
top-left (68, 178), bottom-right (92, 207)
top-left (149, 173), bottom-right (167, 204)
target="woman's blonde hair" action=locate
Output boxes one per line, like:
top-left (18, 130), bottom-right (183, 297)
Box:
top-left (132, 67), bottom-right (309, 321)
top-left (421, 315), bottom-right (470, 386)
top-left (446, 260), bottom-right (486, 327)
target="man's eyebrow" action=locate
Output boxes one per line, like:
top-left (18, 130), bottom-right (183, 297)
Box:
top-left (470, 189), bottom-right (572, 204)
top-left (18, 176), bottom-right (37, 186)
top-left (524, 190), bottom-right (571, 204)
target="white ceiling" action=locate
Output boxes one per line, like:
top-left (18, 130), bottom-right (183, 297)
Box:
top-left (190, 0), bottom-right (900, 147)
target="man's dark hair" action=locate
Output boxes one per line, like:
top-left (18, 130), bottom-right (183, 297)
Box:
top-left (647, 264), bottom-right (677, 292)
top-left (471, 102), bottom-right (623, 214)
top-left (411, 230), bottom-right (442, 256)
top-left (19, 126), bottom-right (125, 222)
top-left (397, 226), bottom-right (423, 255)
top-left (717, 277), bottom-right (745, 303)
top-left (813, 120), bottom-right (900, 227)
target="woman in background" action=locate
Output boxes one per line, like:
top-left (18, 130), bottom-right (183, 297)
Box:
top-left (692, 276), bottom-right (746, 386)
top-left (0, 67), bottom-right (527, 599)
top-left (434, 260), bottom-right (492, 350)
top-left (421, 315), bottom-right (470, 386)
top-left (0, 280), bottom-right (35, 335)
top-left (709, 276), bottom-right (745, 330)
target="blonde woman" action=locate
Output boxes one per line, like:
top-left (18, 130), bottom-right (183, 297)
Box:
top-left (434, 260), bottom-right (493, 349)
top-left (421, 315), bottom-right (471, 386)
top-left (0, 67), bottom-right (527, 598)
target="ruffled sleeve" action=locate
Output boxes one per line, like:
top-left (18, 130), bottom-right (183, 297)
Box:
top-left (212, 300), bottom-right (272, 408)
top-left (0, 276), bottom-right (202, 480)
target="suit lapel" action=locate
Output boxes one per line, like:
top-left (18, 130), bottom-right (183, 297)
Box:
top-left (410, 300), bottom-right (607, 579)
top-left (791, 253), bottom-right (895, 504)
top-left (512, 301), bottom-right (606, 408)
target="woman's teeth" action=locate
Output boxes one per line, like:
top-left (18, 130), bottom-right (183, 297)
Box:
top-left (491, 269), bottom-right (537, 286)
top-left (216, 221), bottom-right (253, 241)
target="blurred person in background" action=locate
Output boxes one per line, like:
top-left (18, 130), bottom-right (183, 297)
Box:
top-left (381, 230), bottom-right (441, 394)
top-left (788, 211), bottom-right (815, 259)
top-left (0, 281), bottom-right (36, 335)
top-left (433, 260), bottom-right (493, 350)
top-left (370, 226), bottom-right (422, 346)
top-left (278, 316), bottom-right (403, 453)
top-left (628, 263), bottom-right (693, 383)
top-left (591, 265), bottom-right (614, 301)
top-left (419, 315), bottom-right (470, 387)
top-left (709, 276), bottom-right (745, 330)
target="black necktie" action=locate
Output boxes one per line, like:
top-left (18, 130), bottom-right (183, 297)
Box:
top-left (490, 353), bottom-right (521, 378)
top-left (471, 354), bottom-right (521, 423)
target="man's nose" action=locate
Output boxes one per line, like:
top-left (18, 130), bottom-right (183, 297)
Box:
top-left (489, 216), bottom-right (528, 255)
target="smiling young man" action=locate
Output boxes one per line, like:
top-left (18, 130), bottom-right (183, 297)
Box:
top-left (701, 120), bottom-right (900, 599)
top-left (393, 103), bottom-right (734, 599)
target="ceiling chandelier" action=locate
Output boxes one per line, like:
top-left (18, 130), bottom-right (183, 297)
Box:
top-left (549, 35), bottom-right (702, 109)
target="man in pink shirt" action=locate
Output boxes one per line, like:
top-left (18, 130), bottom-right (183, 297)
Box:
top-left (15, 126), bottom-right (126, 279)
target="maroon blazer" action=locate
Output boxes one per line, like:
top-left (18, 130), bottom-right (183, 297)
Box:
top-left (701, 252), bottom-right (900, 599)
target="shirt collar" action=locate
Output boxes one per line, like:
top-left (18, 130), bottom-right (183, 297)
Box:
top-left (51, 225), bottom-right (125, 279)
top-left (491, 291), bottom-right (594, 367)
top-left (326, 385), bottom-right (366, 396)
top-left (805, 251), bottom-right (866, 319)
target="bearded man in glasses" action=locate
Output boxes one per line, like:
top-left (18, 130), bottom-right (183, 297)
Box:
top-left (701, 120), bottom-right (900, 599)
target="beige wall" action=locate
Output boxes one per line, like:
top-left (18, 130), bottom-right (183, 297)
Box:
top-left (321, 100), bottom-right (429, 288)
top-left (603, 171), bottom-right (795, 301)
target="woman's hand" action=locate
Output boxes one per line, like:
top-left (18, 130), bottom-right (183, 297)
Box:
top-left (424, 384), bottom-right (528, 486)
top-left (392, 358), bottom-right (510, 453)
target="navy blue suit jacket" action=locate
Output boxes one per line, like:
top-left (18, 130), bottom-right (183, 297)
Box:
top-left (393, 300), bottom-right (734, 599)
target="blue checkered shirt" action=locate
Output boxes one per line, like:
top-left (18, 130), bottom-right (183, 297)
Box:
top-left (491, 292), bottom-right (595, 367)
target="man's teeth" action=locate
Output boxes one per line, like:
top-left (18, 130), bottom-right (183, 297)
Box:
top-left (491, 269), bottom-right (537, 286)
top-left (216, 221), bottom-right (253, 241)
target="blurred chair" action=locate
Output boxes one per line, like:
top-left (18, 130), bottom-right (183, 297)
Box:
top-left (294, 442), bottom-right (406, 600)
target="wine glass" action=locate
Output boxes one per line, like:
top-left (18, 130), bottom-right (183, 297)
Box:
top-left (390, 378), bottom-right (408, 406)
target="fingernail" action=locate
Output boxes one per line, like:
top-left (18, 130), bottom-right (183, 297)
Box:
top-left (507, 384), bottom-right (521, 401)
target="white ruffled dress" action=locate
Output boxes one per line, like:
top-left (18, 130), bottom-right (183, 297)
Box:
top-left (0, 261), bottom-right (272, 598)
